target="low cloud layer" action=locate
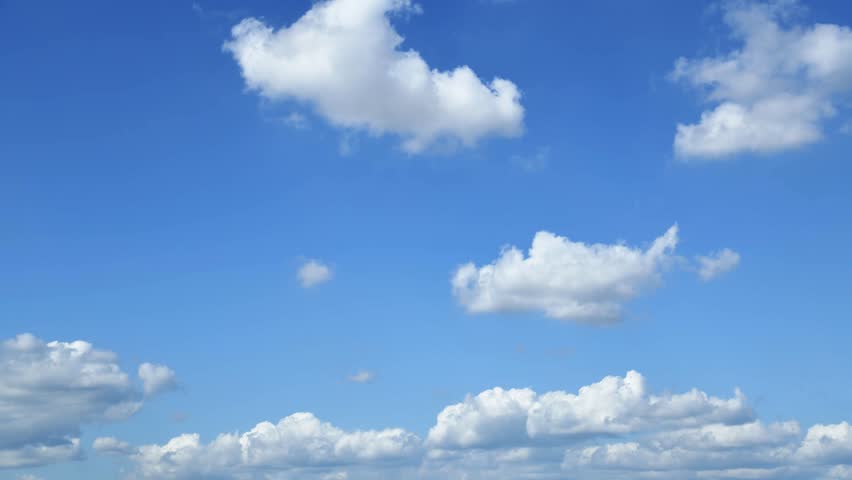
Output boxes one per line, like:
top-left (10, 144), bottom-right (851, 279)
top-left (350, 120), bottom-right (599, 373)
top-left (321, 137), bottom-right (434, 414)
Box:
top-left (0, 334), bottom-right (174, 469)
top-left (223, 0), bottom-right (524, 153)
top-left (103, 370), bottom-right (852, 479)
top-left (672, 0), bottom-right (852, 159)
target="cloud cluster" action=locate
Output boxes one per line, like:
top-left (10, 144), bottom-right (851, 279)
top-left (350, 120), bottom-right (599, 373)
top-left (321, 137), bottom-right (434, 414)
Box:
top-left (0, 334), bottom-right (174, 469)
top-left (223, 0), bottom-right (524, 153)
top-left (672, 0), bottom-right (852, 159)
top-left (104, 370), bottom-right (852, 479)
top-left (452, 226), bottom-right (742, 323)
top-left (451, 225), bottom-right (680, 323)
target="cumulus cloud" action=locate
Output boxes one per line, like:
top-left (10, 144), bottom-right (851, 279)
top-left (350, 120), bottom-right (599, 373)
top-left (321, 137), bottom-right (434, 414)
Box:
top-left (138, 363), bottom-right (178, 396)
top-left (672, 0), bottom-right (852, 159)
top-left (298, 259), bottom-right (333, 288)
top-left (451, 225), bottom-right (679, 324)
top-left (223, 0), bottom-right (524, 153)
top-left (697, 248), bottom-right (742, 281)
top-left (122, 412), bottom-right (420, 478)
top-left (347, 370), bottom-right (376, 384)
top-left (116, 370), bottom-right (852, 479)
top-left (0, 334), bottom-right (173, 468)
top-left (427, 370), bottom-right (752, 450)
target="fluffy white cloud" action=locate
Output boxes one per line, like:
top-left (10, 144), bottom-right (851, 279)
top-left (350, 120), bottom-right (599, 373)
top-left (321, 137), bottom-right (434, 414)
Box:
top-left (697, 248), bottom-right (742, 281)
top-left (452, 225), bottom-right (679, 323)
top-left (0, 334), bottom-right (174, 469)
top-left (672, 0), bottom-right (852, 159)
top-left (138, 363), bottom-right (178, 396)
top-left (223, 0), bottom-right (524, 153)
top-left (125, 412), bottom-right (420, 478)
top-left (797, 422), bottom-right (852, 464)
top-left (347, 370), bottom-right (376, 384)
top-left (114, 370), bottom-right (852, 479)
top-left (298, 259), bottom-right (333, 288)
top-left (427, 371), bottom-right (752, 450)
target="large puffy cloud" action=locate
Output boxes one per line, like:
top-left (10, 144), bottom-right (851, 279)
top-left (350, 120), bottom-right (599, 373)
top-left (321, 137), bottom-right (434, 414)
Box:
top-left (672, 0), bottom-right (852, 159)
top-left (111, 371), bottom-right (852, 479)
top-left (0, 333), bottom-right (174, 469)
top-left (427, 370), bottom-right (753, 450)
top-left (223, 0), bottom-right (523, 153)
top-left (451, 225), bottom-right (680, 323)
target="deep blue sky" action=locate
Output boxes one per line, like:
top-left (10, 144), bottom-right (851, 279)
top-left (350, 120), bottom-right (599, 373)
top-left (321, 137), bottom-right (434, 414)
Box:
top-left (1, 1), bottom-right (851, 479)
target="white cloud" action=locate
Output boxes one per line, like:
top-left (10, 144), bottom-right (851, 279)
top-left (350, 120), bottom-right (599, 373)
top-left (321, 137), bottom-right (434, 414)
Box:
top-left (126, 412), bottom-right (420, 478)
top-left (672, 0), bottom-right (852, 159)
top-left (347, 370), bottom-right (376, 384)
top-left (697, 248), bottom-right (742, 281)
top-left (427, 370), bottom-right (752, 450)
top-left (223, 0), bottom-right (524, 153)
top-left (114, 370), bottom-right (852, 479)
top-left (93, 437), bottom-right (137, 456)
top-left (16, 475), bottom-right (44, 480)
top-left (796, 422), bottom-right (852, 464)
top-left (0, 334), bottom-right (173, 468)
top-left (138, 363), bottom-right (178, 396)
top-left (298, 259), bottom-right (333, 288)
top-left (451, 225), bottom-right (679, 324)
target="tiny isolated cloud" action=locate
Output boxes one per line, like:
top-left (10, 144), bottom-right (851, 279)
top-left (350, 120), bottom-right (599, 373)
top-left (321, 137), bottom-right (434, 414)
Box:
top-left (16, 475), bottom-right (44, 480)
top-left (298, 259), bottom-right (333, 288)
top-left (671, 0), bottom-right (852, 160)
top-left (451, 225), bottom-right (680, 324)
top-left (696, 248), bottom-right (741, 281)
top-left (223, 0), bottom-right (524, 154)
top-left (347, 370), bottom-right (376, 384)
top-left (510, 146), bottom-right (550, 172)
top-left (138, 363), bottom-right (178, 396)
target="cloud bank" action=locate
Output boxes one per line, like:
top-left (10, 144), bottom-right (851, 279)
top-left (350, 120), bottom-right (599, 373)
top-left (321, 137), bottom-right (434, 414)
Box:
top-left (104, 370), bottom-right (852, 479)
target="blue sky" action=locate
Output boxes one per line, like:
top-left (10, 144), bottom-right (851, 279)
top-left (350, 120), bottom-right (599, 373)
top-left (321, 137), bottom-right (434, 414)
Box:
top-left (1, 0), bottom-right (852, 479)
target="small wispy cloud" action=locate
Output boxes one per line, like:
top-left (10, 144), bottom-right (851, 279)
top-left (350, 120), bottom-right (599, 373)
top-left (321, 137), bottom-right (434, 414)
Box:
top-left (696, 248), bottom-right (741, 281)
top-left (347, 370), bottom-right (376, 384)
top-left (282, 112), bottom-right (309, 129)
top-left (510, 146), bottom-right (550, 172)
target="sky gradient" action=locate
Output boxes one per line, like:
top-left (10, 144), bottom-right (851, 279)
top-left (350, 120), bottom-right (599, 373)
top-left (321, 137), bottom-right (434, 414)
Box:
top-left (1, 0), bottom-right (852, 479)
